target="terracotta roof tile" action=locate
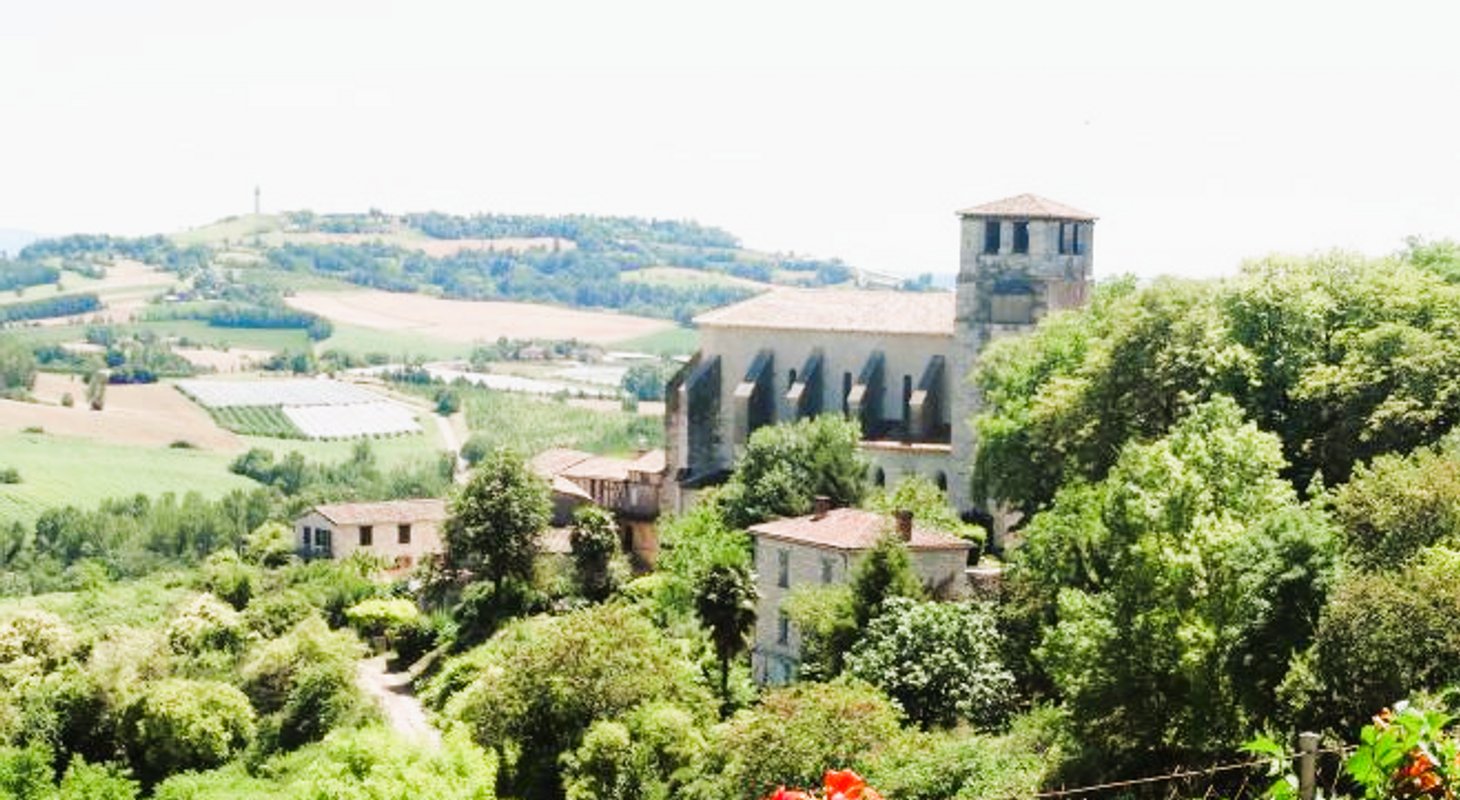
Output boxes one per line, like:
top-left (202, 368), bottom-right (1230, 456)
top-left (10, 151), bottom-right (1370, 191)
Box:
top-left (308, 498), bottom-right (447, 526)
top-left (530, 448), bottom-right (594, 478)
top-left (748, 507), bottom-right (971, 552)
top-left (956, 193), bottom-right (1096, 221)
top-left (694, 288), bottom-right (954, 336)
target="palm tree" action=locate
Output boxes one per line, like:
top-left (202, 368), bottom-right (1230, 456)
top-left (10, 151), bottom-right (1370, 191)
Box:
top-left (694, 554), bottom-right (758, 716)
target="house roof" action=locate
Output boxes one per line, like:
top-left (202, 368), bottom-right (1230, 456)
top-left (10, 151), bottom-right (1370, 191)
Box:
top-left (551, 475), bottom-right (594, 502)
top-left (307, 498), bottom-right (448, 526)
top-left (748, 507), bottom-right (972, 552)
top-left (530, 448), bottom-right (595, 478)
top-left (956, 193), bottom-right (1097, 221)
top-left (694, 288), bottom-right (955, 336)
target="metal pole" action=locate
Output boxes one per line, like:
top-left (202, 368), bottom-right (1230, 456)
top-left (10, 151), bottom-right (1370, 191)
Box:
top-left (1298, 731), bottom-right (1320, 800)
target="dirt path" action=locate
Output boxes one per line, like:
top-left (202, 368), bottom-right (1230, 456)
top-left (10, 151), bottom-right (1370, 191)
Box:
top-left (433, 412), bottom-right (469, 482)
top-left (356, 655), bottom-right (441, 747)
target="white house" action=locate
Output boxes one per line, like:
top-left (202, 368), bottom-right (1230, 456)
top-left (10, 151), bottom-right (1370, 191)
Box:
top-left (294, 498), bottom-right (448, 570)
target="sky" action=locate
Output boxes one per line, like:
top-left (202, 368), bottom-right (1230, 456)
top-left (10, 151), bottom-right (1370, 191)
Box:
top-left (2, 0), bottom-right (1458, 279)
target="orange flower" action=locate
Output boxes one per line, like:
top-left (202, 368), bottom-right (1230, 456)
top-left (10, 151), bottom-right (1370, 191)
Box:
top-left (824, 770), bottom-right (868, 800)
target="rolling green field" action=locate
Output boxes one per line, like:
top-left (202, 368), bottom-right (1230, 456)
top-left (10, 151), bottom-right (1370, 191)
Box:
top-left (0, 431), bottom-right (257, 528)
top-left (209, 405), bottom-right (304, 438)
top-left (317, 322), bottom-right (473, 361)
top-left (3, 319), bottom-right (311, 353)
top-left (448, 385), bottom-right (661, 456)
top-left (620, 265), bottom-right (767, 289)
top-left (239, 416), bottom-right (447, 467)
top-left (610, 326), bottom-right (699, 356)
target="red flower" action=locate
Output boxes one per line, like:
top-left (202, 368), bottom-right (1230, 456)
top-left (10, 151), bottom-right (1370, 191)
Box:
top-left (824, 770), bottom-right (869, 800)
top-left (768, 788), bottom-right (814, 800)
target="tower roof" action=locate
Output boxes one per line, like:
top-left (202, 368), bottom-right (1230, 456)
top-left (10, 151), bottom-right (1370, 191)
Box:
top-left (956, 194), bottom-right (1096, 221)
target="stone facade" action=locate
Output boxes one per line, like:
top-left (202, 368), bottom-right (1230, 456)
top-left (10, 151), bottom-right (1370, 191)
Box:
top-left (294, 498), bottom-right (448, 570)
top-left (747, 507), bottom-right (972, 684)
top-left (666, 195), bottom-right (1096, 532)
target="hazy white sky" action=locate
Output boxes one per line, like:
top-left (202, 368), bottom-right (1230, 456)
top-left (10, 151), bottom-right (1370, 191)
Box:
top-left (2, 1), bottom-right (1458, 278)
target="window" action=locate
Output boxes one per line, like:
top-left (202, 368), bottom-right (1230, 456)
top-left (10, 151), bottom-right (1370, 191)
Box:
top-left (777, 612), bottom-right (790, 646)
top-left (398, 524), bottom-right (412, 545)
top-left (983, 220), bottom-right (1000, 254)
top-left (842, 372), bottom-right (853, 416)
top-left (820, 557), bottom-right (834, 584)
top-left (777, 549), bottom-right (790, 588)
top-left (1012, 221), bottom-right (1029, 254)
top-left (359, 525), bottom-right (373, 547)
top-left (1058, 222), bottom-right (1070, 255)
top-left (873, 467), bottom-right (886, 487)
top-left (935, 471), bottom-right (948, 492)
top-left (315, 528), bottom-right (331, 552)
top-left (788, 368), bottom-right (797, 388)
top-left (1072, 223), bottom-right (1083, 255)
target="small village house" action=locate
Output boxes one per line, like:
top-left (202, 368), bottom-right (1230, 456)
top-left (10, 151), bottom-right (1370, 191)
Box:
top-left (294, 498), bottom-right (448, 569)
top-left (748, 501), bottom-right (973, 685)
top-left (530, 447), bottom-right (666, 565)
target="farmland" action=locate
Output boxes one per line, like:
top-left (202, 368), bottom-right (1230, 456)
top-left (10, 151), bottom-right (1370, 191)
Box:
top-left (449, 383), bottom-right (661, 456)
top-left (209, 405), bottom-right (303, 438)
top-left (0, 430), bottom-right (255, 528)
top-left (285, 289), bottom-right (674, 345)
top-left (178, 378), bottom-right (423, 439)
top-left (0, 374), bottom-right (240, 450)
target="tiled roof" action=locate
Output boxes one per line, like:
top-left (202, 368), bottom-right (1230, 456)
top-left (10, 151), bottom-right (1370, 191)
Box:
top-left (308, 498), bottom-right (447, 526)
top-left (530, 448), bottom-right (594, 478)
top-left (629, 449), bottom-right (666, 475)
top-left (694, 288), bottom-right (955, 336)
top-left (551, 475), bottom-right (594, 501)
top-left (956, 194), bottom-right (1096, 221)
top-left (748, 507), bottom-right (971, 552)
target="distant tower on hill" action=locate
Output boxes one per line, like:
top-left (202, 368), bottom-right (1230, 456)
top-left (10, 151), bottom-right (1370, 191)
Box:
top-left (947, 193), bottom-right (1097, 514)
top-left (254, 186), bottom-right (261, 217)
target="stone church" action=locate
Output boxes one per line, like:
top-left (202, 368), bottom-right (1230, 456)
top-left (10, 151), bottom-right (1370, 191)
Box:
top-left (664, 194), bottom-right (1096, 525)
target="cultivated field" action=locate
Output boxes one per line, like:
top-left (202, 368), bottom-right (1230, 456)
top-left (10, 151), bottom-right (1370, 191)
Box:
top-left (620, 266), bottom-right (768, 289)
top-left (285, 289), bottom-right (674, 345)
top-left (178, 378), bottom-right (422, 439)
top-left (0, 260), bottom-right (178, 323)
top-left (0, 430), bottom-right (255, 528)
top-left (173, 346), bottom-right (275, 373)
top-left (0, 374), bottom-right (240, 450)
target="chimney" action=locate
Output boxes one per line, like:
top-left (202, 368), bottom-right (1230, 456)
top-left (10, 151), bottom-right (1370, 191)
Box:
top-left (895, 510), bottom-right (913, 541)
top-left (812, 495), bottom-right (832, 520)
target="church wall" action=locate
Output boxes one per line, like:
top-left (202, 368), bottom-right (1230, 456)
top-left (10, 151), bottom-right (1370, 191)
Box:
top-left (697, 324), bottom-right (956, 462)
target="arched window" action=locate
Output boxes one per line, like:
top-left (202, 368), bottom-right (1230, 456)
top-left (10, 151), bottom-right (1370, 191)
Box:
top-left (842, 372), bottom-right (853, 416)
top-left (788, 368), bottom-right (798, 388)
top-left (935, 471), bottom-right (948, 492)
top-left (873, 467), bottom-right (886, 487)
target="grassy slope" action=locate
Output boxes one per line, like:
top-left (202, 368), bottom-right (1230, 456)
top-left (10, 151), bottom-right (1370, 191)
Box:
top-left (449, 385), bottom-right (661, 456)
top-left (0, 431), bottom-right (257, 528)
top-left (318, 322), bottom-right (472, 361)
top-left (611, 326), bottom-right (699, 356)
top-left (619, 265), bottom-right (768, 289)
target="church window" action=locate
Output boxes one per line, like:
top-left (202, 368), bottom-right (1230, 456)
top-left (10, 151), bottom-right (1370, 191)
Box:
top-left (1013, 222), bottom-right (1029, 254)
top-left (842, 372), bottom-right (853, 416)
top-left (902, 375), bottom-right (913, 428)
top-left (935, 471), bottom-right (948, 492)
top-left (983, 220), bottom-right (1000, 254)
top-left (788, 368), bottom-right (797, 388)
top-left (873, 467), bottom-right (886, 487)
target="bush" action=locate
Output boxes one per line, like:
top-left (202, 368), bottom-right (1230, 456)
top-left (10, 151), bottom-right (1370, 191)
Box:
top-left (166, 594), bottom-right (248, 656)
top-left (711, 680), bottom-right (903, 800)
top-left (846, 598), bottom-right (1015, 729)
top-left (562, 702), bottom-right (707, 800)
top-left (121, 678), bottom-right (256, 784)
top-left (440, 604), bottom-right (714, 800)
top-left (60, 392), bottom-right (74, 408)
top-left (198, 550), bottom-right (259, 610)
top-left (344, 597), bottom-right (420, 642)
top-left (287, 726), bottom-right (497, 799)
top-left (0, 467), bottom-right (19, 485)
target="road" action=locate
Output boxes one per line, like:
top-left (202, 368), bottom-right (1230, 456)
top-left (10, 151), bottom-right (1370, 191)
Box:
top-left (356, 655), bottom-right (441, 748)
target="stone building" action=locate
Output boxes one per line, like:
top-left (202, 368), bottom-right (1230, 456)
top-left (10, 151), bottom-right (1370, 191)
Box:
top-left (665, 194), bottom-right (1096, 524)
top-left (294, 498), bottom-right (448, 570)
top-left (530, 448), bottom-right (667, 565)
top-left (747, 503), bottom-right (972, 684)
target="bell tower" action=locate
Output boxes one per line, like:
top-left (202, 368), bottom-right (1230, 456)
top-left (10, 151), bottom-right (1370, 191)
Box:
top-left (947, 194), bottom-right (1096, 517)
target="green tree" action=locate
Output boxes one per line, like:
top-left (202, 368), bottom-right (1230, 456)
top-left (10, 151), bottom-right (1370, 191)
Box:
top-left (569, 506), bottom-right (620, 602)
top-left (561, 703), bottom-right (707, 800)
top-left (846, 597), bottom-right (1015, 729)
top-left (445, 448), bottom-right (551, 591)
top-left (719, 416), bottom-right (868, 528)
top-left (120, 678), bottom-right (255, 784)
top-left (866, 475), bottom-right (985, 556)
top-left (287, 726), bottom-right (497, 800)
top-left (692, 549), bottom-right (757, 714)
top-left (0, 338), bottom-right (36, 396)
top-left (1030, 397), bottom-right (1337, 773)
top-left (1331, 442), bottom-right (1460, 572)
top-left (440, 604), bottom-right (713, 800)
top-left (710, 680), bottom-right (903, 800)
top-left (781, 585), bottom-right (857, 681)
top-left (849, 535), bottom-right (924, 630)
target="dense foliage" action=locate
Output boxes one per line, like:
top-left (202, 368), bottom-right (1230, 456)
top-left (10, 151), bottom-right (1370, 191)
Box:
top-left (718, 415), bottom-right (869, 528)
top-left (0, 293), bottom-right (101, 324)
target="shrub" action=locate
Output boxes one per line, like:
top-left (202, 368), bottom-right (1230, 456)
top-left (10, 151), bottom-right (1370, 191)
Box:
top-left (198, 550), bottom-right (259, 610)
top-left (165, 594), bottom-right (248, 656)
top-left (289, 726), bottom-right (497, 800)
top-left (121, 678), bottom-right (256, 784)
top-left (344, 597), bottom-right (420, 641)
top-left (562, 702), bottom-right (708, 800)
top-left (243, 521), bottom-right (296, 568)
top-left (711, 680), bottom-right (903, 800)
top-left (0, 467), bottom-right (20, 485)
top-left (59, 392), bottom-right (74, 408)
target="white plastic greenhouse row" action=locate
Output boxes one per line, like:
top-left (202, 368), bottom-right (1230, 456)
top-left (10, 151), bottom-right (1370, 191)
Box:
top-left (282, 402), bottom-right (421, 439)
top-left (177, 378), bottom-right (385, 408)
